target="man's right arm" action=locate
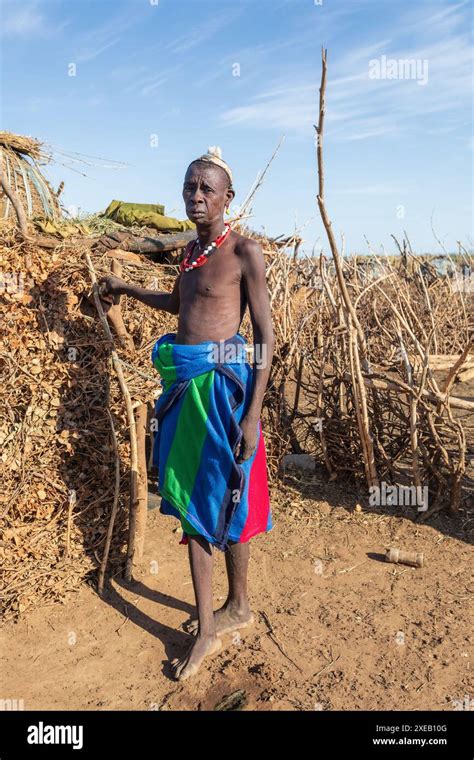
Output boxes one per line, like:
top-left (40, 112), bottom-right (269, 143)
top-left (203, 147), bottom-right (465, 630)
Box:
top-left (99, 274), bottom-right (181, 315)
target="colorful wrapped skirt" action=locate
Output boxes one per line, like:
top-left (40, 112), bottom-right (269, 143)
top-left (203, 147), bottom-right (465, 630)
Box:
top-left (151, 332), bottom-right (273, 551)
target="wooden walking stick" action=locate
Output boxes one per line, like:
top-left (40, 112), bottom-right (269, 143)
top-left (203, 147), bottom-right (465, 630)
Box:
top-left (84, 252), bottom-right (139, 583)
top-left (134, 403), bottom-right (148, 562)
top-left (98, 408), bottom-right (121, 596)
top-left (106, 259), bottom-right (135, 353)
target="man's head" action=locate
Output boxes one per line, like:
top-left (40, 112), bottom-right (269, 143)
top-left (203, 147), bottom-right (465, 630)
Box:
top-left (183, 147), bottom-right (235, 226)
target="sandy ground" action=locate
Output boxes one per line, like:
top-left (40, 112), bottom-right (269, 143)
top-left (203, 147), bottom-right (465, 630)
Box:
top-left (1, 475), bottom-right (472, 712)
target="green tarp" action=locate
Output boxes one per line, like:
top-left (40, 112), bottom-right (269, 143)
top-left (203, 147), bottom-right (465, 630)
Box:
top-left (103, 200), bottom-right (195, 233)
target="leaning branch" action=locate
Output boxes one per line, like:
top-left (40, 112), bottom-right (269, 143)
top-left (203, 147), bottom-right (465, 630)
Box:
top-left (315, 47), bottom-right (378, 488)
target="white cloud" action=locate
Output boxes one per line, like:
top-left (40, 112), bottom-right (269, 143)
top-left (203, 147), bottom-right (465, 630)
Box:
top-left (1, 2), bottom-right (44, 36)
top-left (76, 37), bottom-right (122, 63)
top-left (121, 65), bottom-right (182, 97)
top-left (219, 2), bottom-right (472, 142)
top-left (0, 0), bottom-right (69, 38)
top-left (221, 86), bottom-right (316, 131)
top-left (165, 11), bottom-right (242, 55)
top-left (73, 5), bottom-right (141, 65)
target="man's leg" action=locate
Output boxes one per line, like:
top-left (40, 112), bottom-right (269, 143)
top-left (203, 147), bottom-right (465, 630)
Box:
top-left (173, 534), bottom-right (222, 680)
top-left (184, 540), bottom-right (254, 636)
top-left (222, 540), bottom-right (252, 619)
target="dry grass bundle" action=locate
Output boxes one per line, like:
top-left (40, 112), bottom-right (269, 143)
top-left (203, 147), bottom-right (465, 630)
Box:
top-left (0, 132), bottom-right (49, 162)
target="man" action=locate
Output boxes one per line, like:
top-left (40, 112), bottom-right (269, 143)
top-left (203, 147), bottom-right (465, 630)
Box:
top-left (99, 147), bottom-right (274, 680)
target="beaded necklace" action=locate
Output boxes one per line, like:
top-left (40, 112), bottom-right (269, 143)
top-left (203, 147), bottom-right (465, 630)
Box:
top-left (180, 223), bottom-right (231, 273)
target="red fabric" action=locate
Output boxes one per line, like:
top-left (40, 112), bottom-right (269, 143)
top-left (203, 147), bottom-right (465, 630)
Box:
top-left (240, 420), bottom-right (271, 543)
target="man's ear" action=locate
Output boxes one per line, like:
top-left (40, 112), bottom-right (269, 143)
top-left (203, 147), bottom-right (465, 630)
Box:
top-left (226, 187), bottom-right (235, 208)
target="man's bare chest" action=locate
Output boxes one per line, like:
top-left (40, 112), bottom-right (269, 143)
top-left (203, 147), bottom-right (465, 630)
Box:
top-left (179, 250), bottom-right (242, 299)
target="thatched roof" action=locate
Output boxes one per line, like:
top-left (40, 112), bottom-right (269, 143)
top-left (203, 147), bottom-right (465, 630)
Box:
top-left (0, 131), bottom-right (60, 223)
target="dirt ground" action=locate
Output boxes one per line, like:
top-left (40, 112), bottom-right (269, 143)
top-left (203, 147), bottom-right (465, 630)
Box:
top-left (1, 473), bottom-right (472, 712)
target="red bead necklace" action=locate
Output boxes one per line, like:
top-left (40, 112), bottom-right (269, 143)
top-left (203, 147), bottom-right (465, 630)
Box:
top-left (180, 223), bottom-right (231, 273)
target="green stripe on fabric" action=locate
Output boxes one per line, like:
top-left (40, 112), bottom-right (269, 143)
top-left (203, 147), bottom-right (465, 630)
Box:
top-left (161, 369), bottom-right (214, 514)
top-left (154, 341), bottom-right (177, 390)
top-left (180, 514), bottom-right (199, 535)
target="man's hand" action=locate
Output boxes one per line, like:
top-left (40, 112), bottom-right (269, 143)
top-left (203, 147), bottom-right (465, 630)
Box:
top-left (96, 276), bottom-right (179, 314)
top-left (97, 275), bottom-right (128, 312)
top-left (236, 416), bottom-right (259, 463)
top-left (98, 274), bottom-right (128, 298)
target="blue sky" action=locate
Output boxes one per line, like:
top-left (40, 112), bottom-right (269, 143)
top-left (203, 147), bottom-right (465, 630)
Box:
top-left (1, 0), bottom-right (472, 253)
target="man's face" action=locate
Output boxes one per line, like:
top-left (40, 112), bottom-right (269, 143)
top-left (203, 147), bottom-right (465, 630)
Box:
top-left (182, 163), bottom-right (234, 224)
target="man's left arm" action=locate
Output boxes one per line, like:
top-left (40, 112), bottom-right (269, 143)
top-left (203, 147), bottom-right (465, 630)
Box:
top-left (237, 239), bottom-right (275, 462)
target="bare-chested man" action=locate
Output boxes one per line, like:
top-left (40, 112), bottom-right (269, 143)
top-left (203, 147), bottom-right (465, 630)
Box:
top-left (99, 148), bottom-right (274, 680)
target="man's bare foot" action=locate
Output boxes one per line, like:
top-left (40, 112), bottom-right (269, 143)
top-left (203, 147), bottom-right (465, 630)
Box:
top-left (183, 602), bottom-right (254, 637)
top-left (172, 634), bottom-right (222, 681)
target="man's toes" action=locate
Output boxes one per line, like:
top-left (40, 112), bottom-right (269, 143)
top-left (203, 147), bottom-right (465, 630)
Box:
top-left (177, 662), bottom-right (199, 681)
top-left (172, 637), bottom-right (222, 680)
